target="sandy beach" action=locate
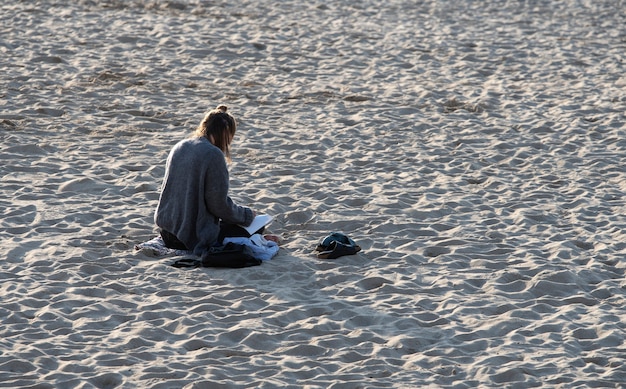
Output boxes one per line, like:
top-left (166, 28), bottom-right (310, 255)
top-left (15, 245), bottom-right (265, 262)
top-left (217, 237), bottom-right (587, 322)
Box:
top-left (1, 0), bottom-right (625, 387)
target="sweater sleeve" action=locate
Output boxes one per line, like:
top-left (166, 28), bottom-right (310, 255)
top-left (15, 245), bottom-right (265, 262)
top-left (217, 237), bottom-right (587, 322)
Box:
top-left (204, 152), bottom-right (254, 227)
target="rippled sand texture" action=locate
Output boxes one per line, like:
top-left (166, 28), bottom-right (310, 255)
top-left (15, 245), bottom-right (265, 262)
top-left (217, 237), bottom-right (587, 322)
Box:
top-left (1, 0), bottom-right (625, 387)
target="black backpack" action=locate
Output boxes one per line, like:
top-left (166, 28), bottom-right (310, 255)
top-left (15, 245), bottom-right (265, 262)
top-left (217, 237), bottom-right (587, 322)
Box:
top-left (172, 242), bottom-right (261, 269)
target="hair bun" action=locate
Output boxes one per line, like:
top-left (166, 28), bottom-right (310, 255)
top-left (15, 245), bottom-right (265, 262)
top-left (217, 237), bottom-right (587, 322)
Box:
top-left (216, 105), bottom-right (228, 113)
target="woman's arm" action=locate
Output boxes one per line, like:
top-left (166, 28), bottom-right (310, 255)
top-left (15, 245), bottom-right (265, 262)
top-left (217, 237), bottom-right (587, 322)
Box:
top-left (203, 153), bottom-right (254, 226)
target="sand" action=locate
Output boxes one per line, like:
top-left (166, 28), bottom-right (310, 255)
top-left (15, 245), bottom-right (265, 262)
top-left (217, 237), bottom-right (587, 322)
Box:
top-left (1, 0), bottom-right (625, 387)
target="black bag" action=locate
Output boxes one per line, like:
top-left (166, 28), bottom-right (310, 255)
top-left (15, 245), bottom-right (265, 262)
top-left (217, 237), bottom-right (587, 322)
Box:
top-left (172, 243), bottom-right (261, 269)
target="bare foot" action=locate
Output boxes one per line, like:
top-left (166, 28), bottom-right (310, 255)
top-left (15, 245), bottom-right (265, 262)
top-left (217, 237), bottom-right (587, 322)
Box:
top-left (264, 234), bottom-right (282, 245)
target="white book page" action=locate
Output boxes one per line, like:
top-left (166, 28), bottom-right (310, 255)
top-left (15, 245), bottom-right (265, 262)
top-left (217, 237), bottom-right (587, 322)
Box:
top-left (240, 214), bottom-right (273, 235)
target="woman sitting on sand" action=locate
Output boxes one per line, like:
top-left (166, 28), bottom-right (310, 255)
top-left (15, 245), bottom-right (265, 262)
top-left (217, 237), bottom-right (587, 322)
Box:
top-left (154, 105), bottom-right (264, 255)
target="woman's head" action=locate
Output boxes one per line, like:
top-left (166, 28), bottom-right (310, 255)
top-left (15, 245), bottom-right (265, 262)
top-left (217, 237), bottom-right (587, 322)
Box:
top-left (195, 105), bottom-right (237, 160)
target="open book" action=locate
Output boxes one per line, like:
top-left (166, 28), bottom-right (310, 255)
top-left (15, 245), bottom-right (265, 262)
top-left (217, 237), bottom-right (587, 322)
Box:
top-left (240, 214), bottom-right (273, 235)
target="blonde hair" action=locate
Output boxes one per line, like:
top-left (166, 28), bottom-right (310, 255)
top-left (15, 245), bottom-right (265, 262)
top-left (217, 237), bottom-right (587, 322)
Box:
top-left (194, 105), bottom-right (237, 160)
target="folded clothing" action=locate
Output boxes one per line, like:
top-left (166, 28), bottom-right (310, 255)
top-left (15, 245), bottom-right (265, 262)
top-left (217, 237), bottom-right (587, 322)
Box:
top-left (134, 236), bottom-right (191, 257)
top-left (223, 234), bottom-right (279, 261)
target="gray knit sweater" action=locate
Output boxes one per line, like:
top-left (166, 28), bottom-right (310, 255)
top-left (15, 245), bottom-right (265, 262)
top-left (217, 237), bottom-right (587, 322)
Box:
top-left (154, 137), bottom-right (254, 254)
